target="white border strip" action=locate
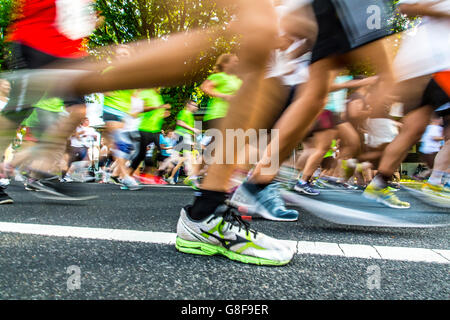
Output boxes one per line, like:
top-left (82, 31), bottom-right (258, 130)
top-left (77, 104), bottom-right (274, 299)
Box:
top-left (0, 222), bottom-right (448, 264)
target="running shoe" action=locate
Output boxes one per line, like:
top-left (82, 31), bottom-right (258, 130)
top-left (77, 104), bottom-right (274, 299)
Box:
top-left (293, 181), bottom-right (320, 196)
top-left (14, 173), bottom-right (25, 182)
top-left (0, 178), bottom-right (10, 188)
top-left (176, 205), bottom-right (295, 266)
top-left (28, 177), bottom-right (97, 201)
top-left (311, 178), bottom-right (328, 189)
top-left (387, 182), bottom-right (401, 192)
top-left (166, 177), bottom-right (176, 185)
top-left (363, 183), bottom-right (410, 209)
top-left (120, 176), bottom-right (143, 191)
top-left (343, 183), bottom-right (364, 191)
top-left (421, 183), bottom-right (450, 199)
top-left (24, 178), bottom-right (41, 191)
top-left (445, 182), bottom-right (450, 194)
top-left (60, 175), bottom-right (74, 183)
top-left (109, 176), bottom-right (122, 185)
top-left (0, 188), bottom-right (13, 204)
top-left (184, 176), bottom-right (200, 190)
top-left (233, 183), bottom-right (299, 222)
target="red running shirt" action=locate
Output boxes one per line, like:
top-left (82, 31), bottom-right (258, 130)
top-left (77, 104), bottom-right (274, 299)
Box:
top-left (434, 71), bottom-right (450, 97)
top-left (8, 0), bottom-right (89, 59)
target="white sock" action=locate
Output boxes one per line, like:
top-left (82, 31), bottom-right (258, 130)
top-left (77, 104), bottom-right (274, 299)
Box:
top-left (428, 170), bottom-right (444, 186)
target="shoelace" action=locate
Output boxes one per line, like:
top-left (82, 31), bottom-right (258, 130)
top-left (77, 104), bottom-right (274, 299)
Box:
top-left (221, 206), bottom-right (258, 238)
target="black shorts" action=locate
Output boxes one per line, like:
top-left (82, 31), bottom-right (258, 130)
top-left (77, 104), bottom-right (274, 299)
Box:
top-left (404, 79), bottom-right (450, 115)
top-left (2, 42), bottom-right (84, 117)
top-left (310, 0), bottom-right (392, 63)
top-left (311, 0), bottom-right (352, 63)
top-left (421, 79), bottom-right (450, 112)
top-left (7, 42), bottom-right (78, 70)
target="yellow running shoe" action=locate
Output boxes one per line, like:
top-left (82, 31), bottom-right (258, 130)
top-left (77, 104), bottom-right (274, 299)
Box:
top-left (421, 183), bottom-right (450, 199)
top-left (363, 183), bottom-right (410, 209)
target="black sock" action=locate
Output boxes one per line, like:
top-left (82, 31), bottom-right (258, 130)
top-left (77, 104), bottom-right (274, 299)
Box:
top-left (189, 189), bottom-right (227, 221)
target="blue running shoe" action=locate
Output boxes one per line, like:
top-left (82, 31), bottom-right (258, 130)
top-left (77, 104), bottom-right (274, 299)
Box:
top-left (293, 181), bottom-right (320, 196)
top-left (239, 183), bottom-right (299, 222)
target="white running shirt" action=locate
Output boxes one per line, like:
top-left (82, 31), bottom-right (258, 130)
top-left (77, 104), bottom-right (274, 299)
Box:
top-left (394, 0), bottom-right (450, 81)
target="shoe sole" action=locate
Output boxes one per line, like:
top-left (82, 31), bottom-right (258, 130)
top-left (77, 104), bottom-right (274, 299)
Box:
top-left (175, 237), bottom-right (291, 266)
top-left (0, 199), bottom-right (14, 204)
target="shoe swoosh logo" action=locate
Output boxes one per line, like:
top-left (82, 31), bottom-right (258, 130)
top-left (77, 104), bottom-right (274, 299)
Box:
top-left (200, 229), bottom-right (250, 250)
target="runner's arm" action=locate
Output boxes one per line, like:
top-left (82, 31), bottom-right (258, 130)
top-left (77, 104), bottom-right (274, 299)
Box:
top-left (141, 103), bottom-right (171, 113)
top-left (329, 76), bottom-right (379, 92)
top-left (177, 120), bottom-right (199, 134)
top-left (200, 80), bottom-right (232, 101)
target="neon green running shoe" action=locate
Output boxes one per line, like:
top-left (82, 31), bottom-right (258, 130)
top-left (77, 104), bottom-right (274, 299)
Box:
top-left (184, 176), bottom-right (200, 190)
top-left (363, 183), bottom-right (410, 209)
top-left (176, 205), bottom-right (295, 266)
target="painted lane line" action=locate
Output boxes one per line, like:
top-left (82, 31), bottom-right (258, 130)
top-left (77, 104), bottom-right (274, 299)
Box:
top-left (338, 243), bottom-right (382, 259)
top-left (433, 249), bottom-right (450, 261)
top-left (0, 222), bottom-right (177, 244)
top-left (0, 222), bottom-right (448, 264)
top-left (373, 246), bottom-right (449, 264)
top-left (297, 241), bottom-right (344, 257)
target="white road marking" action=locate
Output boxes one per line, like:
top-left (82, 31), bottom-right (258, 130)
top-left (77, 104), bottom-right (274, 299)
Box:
top-left (433, 250), bottom-right (450, 261)
top-left (297, 241), bottom-right (344, 257)
top-left (0, 221), bottom-right (448, 264)
top-left (373, 246), bottom-right (449, 264)
top-left (339, 243), bottom-right (382, 259)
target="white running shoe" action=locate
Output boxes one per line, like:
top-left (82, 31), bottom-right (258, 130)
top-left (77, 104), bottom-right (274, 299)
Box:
top-left (121, 176), bottom-right (142, 191)
top-left (176, 205), bottom-right (295, 266)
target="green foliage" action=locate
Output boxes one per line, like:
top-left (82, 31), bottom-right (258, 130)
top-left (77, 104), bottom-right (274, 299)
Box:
top-left (89, 0), bottom-right (236, 120)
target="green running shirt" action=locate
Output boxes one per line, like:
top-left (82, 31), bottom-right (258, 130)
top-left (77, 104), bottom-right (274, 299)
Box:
top-left (138, 89), bottom-right (166, 133)
top-left (102, 67), bottom-right (133, 113)
top-left (175, 109), bottom-right (195, 136)
top-left (204, 72), bottom-right (242, 121)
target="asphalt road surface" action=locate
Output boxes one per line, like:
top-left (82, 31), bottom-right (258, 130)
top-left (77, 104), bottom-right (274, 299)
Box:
top-left (0, 182), bottom-right (449, 300)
